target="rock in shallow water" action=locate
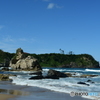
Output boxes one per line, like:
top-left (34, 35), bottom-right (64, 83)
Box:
top-left (47, 69), bottom-right (68, 78)
top-left (29, 76), bottom-right (43, 80)
top-left (77, 82), bottom-right (89, 86)
top-left (86, 79), bottom-right (95, 83)
top-left (29, 69), bottom-right (68, 80)
top-left (0, 74), bottom-right (15, 81)
top-left (29, 71), bottom-right (42, 76)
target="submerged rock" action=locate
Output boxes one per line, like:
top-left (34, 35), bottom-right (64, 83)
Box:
top-left (79, 74), bottom-right (98, 78)
top-left (29, 71), bottom-right (42, 76)
top-left (29, 69), bottom-right (68, 80)
top-left (29, 76), bottom-right (43, 80)
top-left (86, 79), bottom-right (95, 83)
top-left (9, 48), bottom-right (42, 71)
top-left (44, 76), bottom-right (59, 79)
top-left (0, 74), bottom-right (14, 81)
top-left (77, 82), bottom-right (89, 86)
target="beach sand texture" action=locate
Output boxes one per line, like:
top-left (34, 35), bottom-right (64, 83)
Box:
top-left (0, 94), bottom-right (15, 100)
top-left (0, 84), bottom-right (90, 100)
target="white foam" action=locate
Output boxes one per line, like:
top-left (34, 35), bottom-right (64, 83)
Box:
top-left (10, 75), bottom-right (100, 100)
top-left (0, 67), bottom-right (3, 70)
top-left (85, 69), bottom-right (100, 72)
top-left (9, 68), bottom-right (100, 100)
top-left (43, 69), bottom-right (49, 72)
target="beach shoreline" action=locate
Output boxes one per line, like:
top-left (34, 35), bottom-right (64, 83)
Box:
top-left (0, 81), bottom-right (90, 100)
top-left (1, 92), bottom-right (90, 100)
top-left (1, 67), bottom-right (100, 100)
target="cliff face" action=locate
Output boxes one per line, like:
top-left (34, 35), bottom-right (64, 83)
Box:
top-left (9, 48), bottom-right (42, 71)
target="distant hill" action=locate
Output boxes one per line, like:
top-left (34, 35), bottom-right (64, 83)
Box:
top-left (0, 49), bottom-right (15, 66)
top-left (30, 53), bottom-right (99, 68)
top-left (0, 49), bottom-right (99, 68)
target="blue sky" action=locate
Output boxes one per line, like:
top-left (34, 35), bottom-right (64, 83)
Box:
top-left (0, 0), bottom-right (100, 61)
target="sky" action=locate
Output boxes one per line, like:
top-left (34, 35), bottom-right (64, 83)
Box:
top-left (0, 0), bottom-right (100, 61)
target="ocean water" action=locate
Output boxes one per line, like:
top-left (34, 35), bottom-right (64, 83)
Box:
top-left (1, 68), bottom-right (100, 100)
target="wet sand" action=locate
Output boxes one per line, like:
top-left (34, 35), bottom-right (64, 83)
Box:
top-left (0, 94), bottom-right (15, 100)
top-left (0, 81), bottom-right (90, 100)
top-left (1, 88), bottom-right (90, 100)
top-left (0, 91), bottom-right (90, 100)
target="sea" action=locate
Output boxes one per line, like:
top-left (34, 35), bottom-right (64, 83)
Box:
top-left (0, 67), bottom-right (100, 100)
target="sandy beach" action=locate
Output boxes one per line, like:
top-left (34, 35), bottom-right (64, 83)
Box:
top-left (0, 91), bottom-right (90, 100)
top-left (0, 94), bottom-right (15, 100)
top-left (0, 81), bottom-right (90, 100)
top-left (0, 90), bottom-right (90, 100)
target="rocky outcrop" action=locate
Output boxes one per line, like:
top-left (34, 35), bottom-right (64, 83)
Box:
top-left (29, 69), bottom-right (68, 80)
top-left (9, 48), bottom-right (42, 71)
top-left (0, 74), bottom-right (14, 81)
top-left (47, 69), bottom-right (68, 78)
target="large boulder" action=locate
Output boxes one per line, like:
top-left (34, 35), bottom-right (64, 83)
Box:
top-left (46, 69), bottom-right (68, 78)
top-left (9, 48), bottom-right (42, 71)
top-left (29, 69), bottom-right (68, 80)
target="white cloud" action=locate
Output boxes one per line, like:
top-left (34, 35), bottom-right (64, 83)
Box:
top-left (2, 36), bottom-right (36, 43)
top-left (47, 3), bottom-right (63, 9)
top-left (0, 36), bottom-right (37, 53)
top-left (47, 3), bottom-right (55, 9)
top-left (0, 25), bottom-right (4, 30)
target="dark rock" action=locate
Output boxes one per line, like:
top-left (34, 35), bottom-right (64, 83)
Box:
top-left (87, 80), bottom-right (92, 82)
top-left (29, 71), bottom-right (42, 76)
top-left (47, 69), bottom-right (68, 78)
top-left (29, 75), bottom-right (59, 80)
top-left (87, 80), bottom-right (95, 83)
top-left (1, 67), bottom-right (9, 71)
top-left (29, 69), bottom-right (68, 80)
top-left (29, 76), bottom-right (43, 80)
top-left (64, 73), bottom-right (72, 77)
top-left (77, 82), bottom-right (89, 86)
top-left (44, 76), bottom-right (59, 79)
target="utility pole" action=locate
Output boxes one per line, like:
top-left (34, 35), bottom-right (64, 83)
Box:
top-left (59, 49), bottom-right (64, 54)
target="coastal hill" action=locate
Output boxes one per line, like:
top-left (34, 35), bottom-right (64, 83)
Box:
top-left (0, 49), bottom-right (99, 68)
top-left (31, 53), bottom-right (99, 68)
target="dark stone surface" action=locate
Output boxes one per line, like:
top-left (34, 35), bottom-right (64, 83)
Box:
top-left (29, 71), bottom-right (42, 76)
top-left (29, 76), bottom-right (43, 80)
top-left (86, 80), bottom-right (95, 83)
top-left (47, 69), bottom-right (68, 78)
top-left (29, 69), bottom-right (68, 80)
top-left (77, 82), bottom-right (89, 86)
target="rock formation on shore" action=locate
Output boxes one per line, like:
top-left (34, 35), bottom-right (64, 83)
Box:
top-left (9, 48), bottom-right (42, 71)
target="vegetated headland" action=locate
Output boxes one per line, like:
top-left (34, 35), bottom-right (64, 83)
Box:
top-left (0, 49), bottom-right (99, 68)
